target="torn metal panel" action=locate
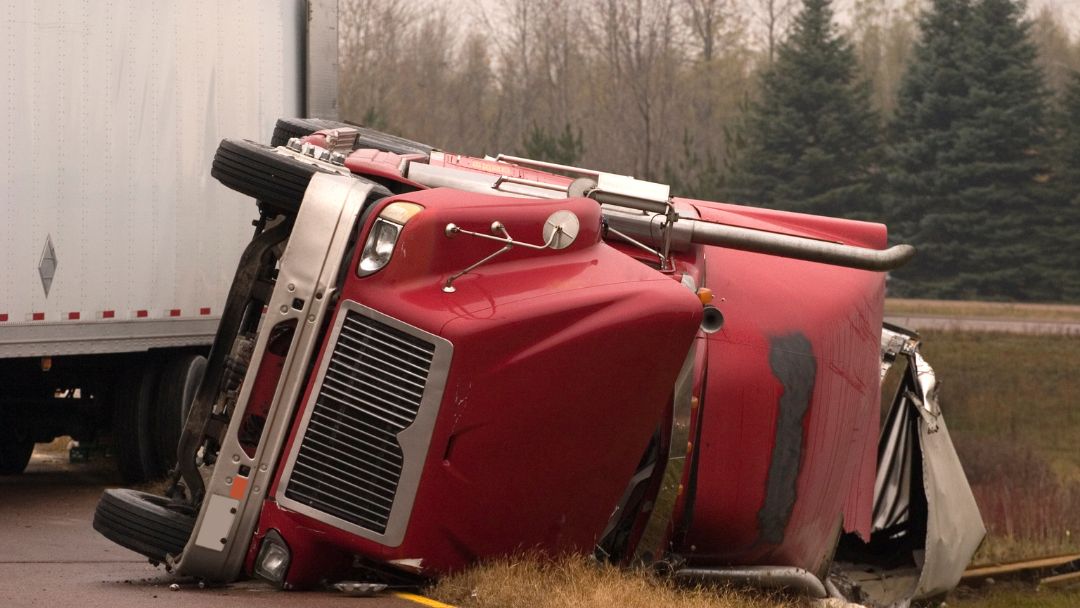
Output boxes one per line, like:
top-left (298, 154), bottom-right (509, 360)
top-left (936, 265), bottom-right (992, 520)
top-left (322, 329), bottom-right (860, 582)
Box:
top-left (911, 347), bottom-right (984, 599)
top-left (831, 326), bottom-right (985, 607)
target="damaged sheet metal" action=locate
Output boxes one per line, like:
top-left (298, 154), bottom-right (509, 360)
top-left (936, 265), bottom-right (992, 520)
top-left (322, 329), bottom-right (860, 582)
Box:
top-left (831, 325), bottom-right (985, 607)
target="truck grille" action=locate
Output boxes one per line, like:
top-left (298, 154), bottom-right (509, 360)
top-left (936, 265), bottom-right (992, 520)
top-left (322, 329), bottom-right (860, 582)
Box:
top-left (283, 309), bottom-right (436, 534)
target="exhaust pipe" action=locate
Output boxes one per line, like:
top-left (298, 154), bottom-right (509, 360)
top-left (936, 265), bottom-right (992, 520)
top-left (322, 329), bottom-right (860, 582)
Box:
top-left (701, 305), bottom-right (724, 334)
top-left (602, 210), bottom-right (914, 272)
top-left (687, 220), bottom-right (915, 272)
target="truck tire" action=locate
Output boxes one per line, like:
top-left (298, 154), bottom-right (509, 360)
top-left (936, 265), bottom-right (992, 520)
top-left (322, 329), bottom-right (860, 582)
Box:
top-left (212, 138), bottom-right (328, 212)
top-left (0, 430), bottom-right (34, 475)
top-left (93, 488), bottom-right (196, 563)
top-left (114, 360), bottom-right (163, 483)
top-left (270, 117), bottom-right (434, 156)
top-left (212, 139), bottom-right (391, 213)
top-left (151, 354), bottom-right (206, 475)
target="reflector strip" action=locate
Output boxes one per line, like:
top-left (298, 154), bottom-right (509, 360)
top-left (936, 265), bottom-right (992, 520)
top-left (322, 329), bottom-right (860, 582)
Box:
top-left (169, 309), bottom-right (182, 317)
top-left (68, 312), bottom-right (80, 320)
top-left (200, 307), bottom-right (212, 315)
top-left (135, 310), bottom-right (149, 318)
top-left (31, 312), bottom-right (45, 321)
top-left (101, 310), bottom-right (115, 319)
top-left (229, 475), bottom-right (249, 500)
top-left (0, 314), bottom-right (7, 322)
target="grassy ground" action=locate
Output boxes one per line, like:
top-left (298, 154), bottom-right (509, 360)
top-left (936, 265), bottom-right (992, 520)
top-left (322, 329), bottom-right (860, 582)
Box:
top-left (886, 298), bottom-right (1080, 322)
top-left (430, 555), bottom-right (802, 608)
top-left (917, 329), bottom-right (1080, 564)
top-left (919, 330), bottom-right (1080, 480)
top-left (950, 584), bottom-right (1080, 608)
top-left (429, 555), bottom-right (1080, 608)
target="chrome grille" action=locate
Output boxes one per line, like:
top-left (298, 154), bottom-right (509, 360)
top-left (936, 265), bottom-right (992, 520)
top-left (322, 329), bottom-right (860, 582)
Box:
top-left (284, 310), bottom-right (436, 534)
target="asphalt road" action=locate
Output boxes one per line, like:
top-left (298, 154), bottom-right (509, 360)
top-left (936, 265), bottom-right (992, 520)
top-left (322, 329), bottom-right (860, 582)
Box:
top-left (0, 450), bottom-right (429, 608)
top-left (885, 314), bottom-right (1080, 335)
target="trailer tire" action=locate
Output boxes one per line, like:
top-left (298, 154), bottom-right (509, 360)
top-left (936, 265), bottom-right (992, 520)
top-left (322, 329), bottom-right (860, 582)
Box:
top-left (0, 432), bottom-right (34, 475)
top-left (93, 488), bottom-right (196, 563)
top-left (270, 117), bottom-right (434, 156)
top-left (114, 360), bottom-right (163, 483)
top-left (152, 354), bottom-right (206, 475)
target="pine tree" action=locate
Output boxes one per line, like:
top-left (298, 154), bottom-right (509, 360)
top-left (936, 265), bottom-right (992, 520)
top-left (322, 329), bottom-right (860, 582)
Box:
top-left (1041, 73), bottom-right (1080, 300)
top-left (726, 0), bottom-right (881, 220)
top-left (885, 0), bottom-right (1051, 300)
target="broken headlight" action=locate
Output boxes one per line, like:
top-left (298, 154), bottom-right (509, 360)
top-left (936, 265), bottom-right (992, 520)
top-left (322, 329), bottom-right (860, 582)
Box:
top-left (254, 530), bottom-right (291, 586)
top-left (357, 202), bottom-right (423, 277)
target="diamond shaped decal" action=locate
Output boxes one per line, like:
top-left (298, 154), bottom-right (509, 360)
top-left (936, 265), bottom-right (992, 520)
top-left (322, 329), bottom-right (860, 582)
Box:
top-left (39, 235), bottom-right (58, 298)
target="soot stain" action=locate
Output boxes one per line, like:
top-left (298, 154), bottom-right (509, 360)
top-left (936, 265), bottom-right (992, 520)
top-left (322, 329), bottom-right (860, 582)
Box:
top-left (758, 332), bottom-right (816, 545)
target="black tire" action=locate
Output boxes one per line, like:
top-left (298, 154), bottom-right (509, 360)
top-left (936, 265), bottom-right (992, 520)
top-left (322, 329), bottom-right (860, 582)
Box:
top-left (114, 360), bottom-right (163, 483)
top-left (151, 354), bottom-right (206, 476)
top-left (0, 414), bottom-right (34, 475)
top-left (270, 117), bottom-right (434, 156)
top-left (212, 138), bottom-right (391, 213)
top-left (93, 488), bottom-right (196, 563)
top-left (212, 138), bottom-right (327, 213)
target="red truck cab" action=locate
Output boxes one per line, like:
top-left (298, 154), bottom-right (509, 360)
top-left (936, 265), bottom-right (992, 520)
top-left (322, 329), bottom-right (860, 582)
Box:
top-left (94, 120), bottom-right (981, 605)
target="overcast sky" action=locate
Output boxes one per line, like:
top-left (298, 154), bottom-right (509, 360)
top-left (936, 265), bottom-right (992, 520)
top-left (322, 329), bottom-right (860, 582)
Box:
top-left (441, 0), bottom-right (1080, 36)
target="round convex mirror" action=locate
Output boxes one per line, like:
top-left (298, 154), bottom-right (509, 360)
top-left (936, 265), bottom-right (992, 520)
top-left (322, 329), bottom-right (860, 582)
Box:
top-left (543, 210), bottom-right (580, 250)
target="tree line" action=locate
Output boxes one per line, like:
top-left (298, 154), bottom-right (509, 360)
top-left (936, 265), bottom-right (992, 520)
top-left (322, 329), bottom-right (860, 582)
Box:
top-left (339, 0), bottom-right (1080, 302)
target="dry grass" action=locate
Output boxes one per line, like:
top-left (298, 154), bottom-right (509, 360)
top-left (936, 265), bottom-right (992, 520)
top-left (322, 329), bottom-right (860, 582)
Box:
top-left (950, 584), bottom-right (1080, 608)
top-left (885, 298), bottom-right (1080, 322)
top-left (955, 436), bottom-right (1080, 564)
top-left (34, 435), bottom-right (74, 453)
top-left (429, 555), bottom-right (803, 608)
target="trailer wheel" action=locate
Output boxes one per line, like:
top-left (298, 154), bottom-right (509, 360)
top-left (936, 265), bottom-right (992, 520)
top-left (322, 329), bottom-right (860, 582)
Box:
top-left (93, 488), bottom-right (196, 563)
top-left (270, 117), bottom-right (434, 156)
top-left (0, 429), bottom-right (34, 475)
top-left (151, 354), bottom-right (206, 475)
top-left (114, 360), bottom-right (163, 483)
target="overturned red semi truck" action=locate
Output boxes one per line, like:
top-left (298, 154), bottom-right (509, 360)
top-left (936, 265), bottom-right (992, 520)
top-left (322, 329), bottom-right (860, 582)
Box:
top-left (94, 119), bottom-right (985, 606)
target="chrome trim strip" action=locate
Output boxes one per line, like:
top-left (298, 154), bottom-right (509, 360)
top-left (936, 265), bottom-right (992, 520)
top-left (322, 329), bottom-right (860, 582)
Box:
top-left (176, 174), bottom-right (372, 581)
top-left (275, 300), bottom-right (452, 547)
top-left (633, 342), bottom-right (697, 563)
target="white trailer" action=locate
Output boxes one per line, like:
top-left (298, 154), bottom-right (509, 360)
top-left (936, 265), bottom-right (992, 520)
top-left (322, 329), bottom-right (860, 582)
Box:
top-left (0, 0), bottom-right (339, 478)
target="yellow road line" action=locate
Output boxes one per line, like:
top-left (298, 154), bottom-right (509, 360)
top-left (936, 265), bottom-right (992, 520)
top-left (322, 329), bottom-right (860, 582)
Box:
top-left (393, 592), bottom-right (456, 608)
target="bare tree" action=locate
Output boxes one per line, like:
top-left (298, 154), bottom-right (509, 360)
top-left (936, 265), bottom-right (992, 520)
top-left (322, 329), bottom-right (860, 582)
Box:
top-left (1031, 4), bottom-right (1080, 100)
top-left (754, 0), bottom-right (794, 66)
top-left (591, 0), bottom-right (682, 179)
top-left (681, 0), bottom-right (736, 62)
top-left (339, 0), bottom-right (417, 126)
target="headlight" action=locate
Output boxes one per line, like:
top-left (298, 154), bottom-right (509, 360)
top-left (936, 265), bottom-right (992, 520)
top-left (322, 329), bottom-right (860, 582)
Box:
top-left (357, 202), bottom-right (423, 277)
top-left (254, 530), bottom-right (291, 586)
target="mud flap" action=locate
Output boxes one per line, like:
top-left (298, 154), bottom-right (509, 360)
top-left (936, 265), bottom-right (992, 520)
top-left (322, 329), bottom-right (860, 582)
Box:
top-left (831, 326), bottom-right (985, 607)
